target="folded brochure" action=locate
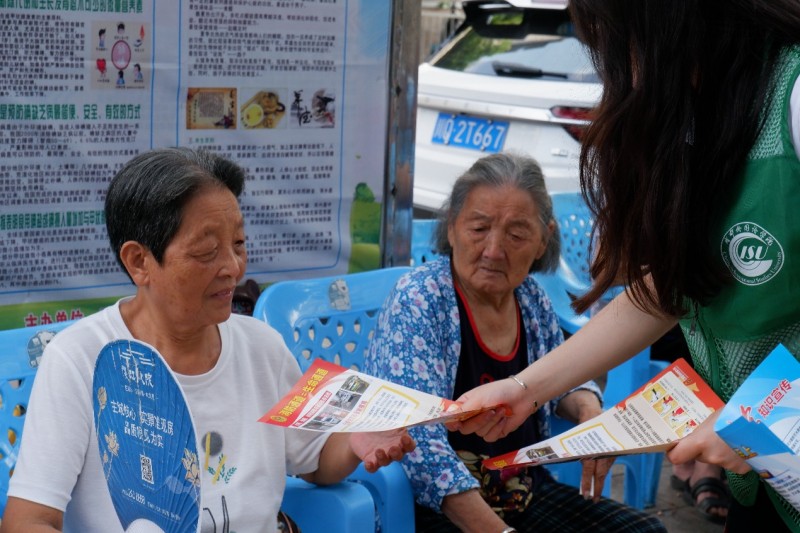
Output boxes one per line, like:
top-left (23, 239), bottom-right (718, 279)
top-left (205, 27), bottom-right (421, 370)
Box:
top-left (260, 359), bottom-right (494, 432)
top-left (714, 343), bottom-right (800, 511)
top-left (484, 358), bottom-right (723, 470)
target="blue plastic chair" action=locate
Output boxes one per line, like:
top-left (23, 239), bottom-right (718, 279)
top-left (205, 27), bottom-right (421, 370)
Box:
top-left (534, 190), bottom-right (617, 334)
top-left (536, 191), bottom-right (664, 509)
top-left (282, 477), bottom-right (375, 533)
top-left (254, 267), bottom-right (416, 533)
top-left (551, 191), bottom-right (595, 287)
top-left (411, 219), bottom-right (439, 266)
top-left (0, 320), bottom-right (77, 515)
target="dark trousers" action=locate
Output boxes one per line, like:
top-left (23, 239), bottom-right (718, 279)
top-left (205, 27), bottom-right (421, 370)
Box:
top-left (414, 476), bottom-right (667, 533)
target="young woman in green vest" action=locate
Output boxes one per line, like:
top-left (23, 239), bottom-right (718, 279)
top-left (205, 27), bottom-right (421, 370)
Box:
top-left (448, 1), bottom-right (800, 530)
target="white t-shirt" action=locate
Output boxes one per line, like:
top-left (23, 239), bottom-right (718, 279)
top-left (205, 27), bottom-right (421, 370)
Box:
top-left (8, 299), bottom-right (329, 533)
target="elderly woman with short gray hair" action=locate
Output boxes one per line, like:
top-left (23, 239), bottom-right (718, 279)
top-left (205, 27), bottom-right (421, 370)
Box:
top-left (365, 152), bottom-right (665, 533)
top-left (2, 147), bottom-right (414, 533)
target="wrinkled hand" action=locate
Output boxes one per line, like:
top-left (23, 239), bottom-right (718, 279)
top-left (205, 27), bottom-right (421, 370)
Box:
top-left (579, 457), bottom-right (615, 502)
top-left (666, 410), bottom-right (750, 475)
top-left (445, 378), bottom-right (529, 442)
top-left (350, 428), bottom-right (416, 473)
top-left (570, 398), bottom-right (613, 502)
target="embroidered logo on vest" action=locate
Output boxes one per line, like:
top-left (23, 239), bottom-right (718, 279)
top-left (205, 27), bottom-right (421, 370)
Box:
top-left (721, 222), bottom-right (784, 285)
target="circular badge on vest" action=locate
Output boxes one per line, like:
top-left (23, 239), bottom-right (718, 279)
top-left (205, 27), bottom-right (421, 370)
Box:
top-left (720, 221), bottom-right (784, 285)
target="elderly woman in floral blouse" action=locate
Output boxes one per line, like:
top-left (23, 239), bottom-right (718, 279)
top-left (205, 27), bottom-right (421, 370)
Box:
top-left (364, 153), bottom-right (665, 533)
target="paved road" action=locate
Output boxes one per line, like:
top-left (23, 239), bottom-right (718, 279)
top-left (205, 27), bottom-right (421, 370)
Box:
top-left (636, 460), bottom-right (725, 532)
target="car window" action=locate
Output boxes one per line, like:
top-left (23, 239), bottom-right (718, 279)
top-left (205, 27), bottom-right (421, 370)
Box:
top-left (430, 12), bottom-right (598, 83)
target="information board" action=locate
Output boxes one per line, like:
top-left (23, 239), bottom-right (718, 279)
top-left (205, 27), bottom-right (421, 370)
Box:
top-left (0, 0), bottom-right (417, 329)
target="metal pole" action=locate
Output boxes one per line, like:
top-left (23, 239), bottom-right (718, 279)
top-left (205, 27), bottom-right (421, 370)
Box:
top-left (381, 0), bottom-right (421, 267)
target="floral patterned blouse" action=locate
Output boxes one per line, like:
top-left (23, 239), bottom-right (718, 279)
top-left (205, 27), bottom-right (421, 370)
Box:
top-left (364, 256), bottom-right (602, 511)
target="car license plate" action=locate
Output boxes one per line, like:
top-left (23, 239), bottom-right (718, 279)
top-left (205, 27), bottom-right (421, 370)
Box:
top-left (431, 113), bottom-right (509, 153)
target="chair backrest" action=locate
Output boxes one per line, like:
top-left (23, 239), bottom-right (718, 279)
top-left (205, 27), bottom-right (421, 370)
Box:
top-left (411, 219), bottom-right (440, 266)
top-left (253, 267), bottom-right (412, 372)
top-left (256, 268), bottom-right (417, 533)
top-left (549, 191), bottom-right (596, 292)
top-left (0, 320), bottom-right (75, 512)
top-left (539, 191), bottom-right (623, 328)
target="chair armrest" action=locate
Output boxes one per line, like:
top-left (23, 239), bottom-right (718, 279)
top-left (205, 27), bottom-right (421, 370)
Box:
top-left (282, 476), bottom-right (375, 533)
top-left (347, 463), bottom-right (415, 533)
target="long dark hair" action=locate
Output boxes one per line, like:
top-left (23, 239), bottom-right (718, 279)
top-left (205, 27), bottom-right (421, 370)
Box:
top-left (569, 0), bottom-right (800, 316)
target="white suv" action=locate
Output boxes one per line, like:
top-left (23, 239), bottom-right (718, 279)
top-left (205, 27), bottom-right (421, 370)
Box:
top-left (414, 0), bottom-right (601, 214)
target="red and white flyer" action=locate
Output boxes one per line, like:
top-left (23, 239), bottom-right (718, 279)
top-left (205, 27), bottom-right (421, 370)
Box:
top-left (260, 359), bottom-right (494, 432)
top-left (483, 359), bottom-right (724, 470)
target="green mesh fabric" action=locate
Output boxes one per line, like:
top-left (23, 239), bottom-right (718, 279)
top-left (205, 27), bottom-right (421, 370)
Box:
top-left (682, 322), bottom-right (800, 403)
top-left (749, 47), bottom-right (800, 160)
top-left (768, 486), bottom-right (800, 533)
top-left (675, 45), bottom-right (800, 530)
top-left (680, 322), bottom-right (800, 530)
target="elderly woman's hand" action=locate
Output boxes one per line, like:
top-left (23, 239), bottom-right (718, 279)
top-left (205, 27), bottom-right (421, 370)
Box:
top-left (579, 456), bottom-right (615, 502)
top-left (305, 429), bottom-right (416, 485)
top-left (558, 388), bottom-right (613, 501)
top-left (350, 428), bottom-right (416, 473)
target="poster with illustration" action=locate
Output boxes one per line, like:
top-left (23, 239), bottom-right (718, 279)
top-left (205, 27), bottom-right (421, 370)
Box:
top-left (93, 340), bottom-right (201, 533)
top-left (0, 0), bottom-right (397, 329)
top-left (289, 87), bottom-right (336, 129)
top-left (186, 88), bottom-right (237, 129)
top-left (91, 21), bottom-right (150, 89)
top-left (240, 89), bottom-right (287, 129)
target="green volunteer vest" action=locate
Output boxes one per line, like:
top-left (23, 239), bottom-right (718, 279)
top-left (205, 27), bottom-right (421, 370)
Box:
top-left (678, 45), bottom-right (800, 531)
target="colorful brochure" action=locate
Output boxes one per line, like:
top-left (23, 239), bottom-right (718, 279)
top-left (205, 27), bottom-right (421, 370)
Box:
top-left (483, 359), bottom-right (724, 470)
top-left (714, 344), bottom-right (800, 511)
top-left (93, 340), bottom-right (201, 533)
top-left (260, 359), bottom-right (494, 432)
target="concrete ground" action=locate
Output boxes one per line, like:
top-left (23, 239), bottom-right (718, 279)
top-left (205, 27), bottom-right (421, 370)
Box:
top-left (611, 459), bottom-right (726, 533)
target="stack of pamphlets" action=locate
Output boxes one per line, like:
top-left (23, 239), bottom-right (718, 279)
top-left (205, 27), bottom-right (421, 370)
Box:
top-left (714, 344), bottom-right (800, 511)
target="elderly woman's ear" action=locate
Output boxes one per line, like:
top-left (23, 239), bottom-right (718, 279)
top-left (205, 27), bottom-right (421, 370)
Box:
top-left (446, 220), bottom-right (455, 250)
top-left (539, 219), bottom-right (557, 257)
top-left (118, 240), bottom-right (150, 286)
top-left (545, 219), bottom-right (556, 241)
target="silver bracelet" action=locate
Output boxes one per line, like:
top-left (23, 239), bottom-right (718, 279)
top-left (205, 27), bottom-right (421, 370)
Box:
top-left (509, 374), bottom-right (527, 389)
top-left (500, 528), bottom-right (518, 533)
top-left (509, 374), bottom-right (538, 411)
